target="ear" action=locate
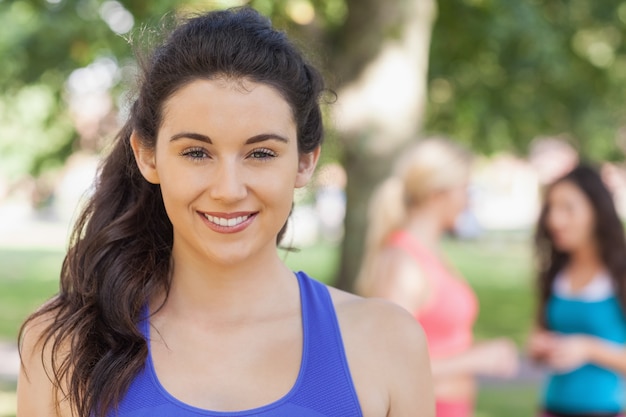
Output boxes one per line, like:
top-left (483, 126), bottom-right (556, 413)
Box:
top-left (295, 146), bottom-right (321, 188)
top-left (130, 131), bottom-right (160, 184)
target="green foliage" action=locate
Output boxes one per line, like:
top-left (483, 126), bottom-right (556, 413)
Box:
top-left (0, 0), bottom-right (180, 180)
top-left (427, 0), bottom-right (626, 160)
top-left (0, 84), bottom-right (75, 178)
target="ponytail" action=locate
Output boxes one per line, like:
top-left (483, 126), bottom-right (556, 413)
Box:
top-left (355, 176), bottom-right (407, 296)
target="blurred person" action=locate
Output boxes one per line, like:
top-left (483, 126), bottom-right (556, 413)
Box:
top-left (17, 8), bottom-right (434, 417)
top-left (530, 164), bottom-right (626, 417)
top-left (357, 138), bottom-right (518, 417)
top-left (528, 136), bottom-right (579, 186)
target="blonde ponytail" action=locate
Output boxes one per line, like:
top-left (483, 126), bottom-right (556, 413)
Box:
top-left (356, 176), bottom-right (407, 296)
top-left (355, 137), bottom-right (471, 297)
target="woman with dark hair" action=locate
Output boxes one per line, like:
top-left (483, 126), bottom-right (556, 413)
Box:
top-left (17, 8), bottom-right (433, 417)
top-left (530, 164), bottom-right (626, 417)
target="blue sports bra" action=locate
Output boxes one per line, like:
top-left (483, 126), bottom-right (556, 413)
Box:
top-left (108, 271), bottom-right (363, 417)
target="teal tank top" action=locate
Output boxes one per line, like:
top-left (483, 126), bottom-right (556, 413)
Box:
top-left (108, 271), bottom-right (363, 417)
top-left (544, 277), bottom-right (626, 413)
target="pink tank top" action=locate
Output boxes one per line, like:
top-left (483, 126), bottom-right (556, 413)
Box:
top-left (387, 231), bottom-right (478, 359)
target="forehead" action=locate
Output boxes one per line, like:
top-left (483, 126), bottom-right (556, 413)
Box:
top-left (549, 181), bottom-right (589, 204)
top-left (159, 78), bottom-right (296, 137)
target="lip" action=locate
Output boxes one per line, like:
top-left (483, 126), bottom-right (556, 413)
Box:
top-left (198, 211), bottom-right (258, 234)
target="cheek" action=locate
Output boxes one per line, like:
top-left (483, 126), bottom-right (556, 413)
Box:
top-left (573, 208), bottom-right (596, 238)
top-left (450, 190), bottom-right (467, 214)
top-left (159, 165), bottom-right (203, 201)
top-left (248, 164), bottom-right (298, 207)
top-left (257, 176), bottom-right (296, 208)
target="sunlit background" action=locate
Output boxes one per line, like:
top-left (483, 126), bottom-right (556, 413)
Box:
top-left (2, 0), bottom-right (626, 415)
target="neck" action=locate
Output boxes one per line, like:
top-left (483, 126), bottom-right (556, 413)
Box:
top-left (158, 242), bottom-right (297, 323)
top-left (404, 204), bottom-right (445, 249)
top-left (569, 242), bottom-right (602, 271)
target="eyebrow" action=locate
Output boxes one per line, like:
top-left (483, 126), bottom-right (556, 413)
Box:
top-left (169, 132), bottom-right (290, 144)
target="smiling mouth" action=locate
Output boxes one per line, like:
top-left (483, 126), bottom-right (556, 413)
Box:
top-left (203, 213), bottom-right (253, 227)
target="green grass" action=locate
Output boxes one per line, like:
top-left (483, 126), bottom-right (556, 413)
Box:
top-left (279, 243), bottom-right (340, 285)
top-left (476, 383), bottom-right (540, 417)
top-left (0, 249), bottom-right (63, 340)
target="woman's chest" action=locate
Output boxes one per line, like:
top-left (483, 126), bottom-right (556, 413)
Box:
top-left (149, 316), bottom-right (303, 412)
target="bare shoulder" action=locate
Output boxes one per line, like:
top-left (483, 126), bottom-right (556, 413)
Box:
top-left (328, 286), bottom-right (426, 350)
top-left (378, 244), bottom-right (422, 273)
top-left (327, 286), bottom-right (434, 417)
top-left (18, 302), bottom-right (69, 417)
top-left (19, 304), bottom-right (58, 364)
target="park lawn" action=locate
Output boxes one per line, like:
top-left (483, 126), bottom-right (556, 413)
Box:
top-left (476, 383), bottom-right (540, 417)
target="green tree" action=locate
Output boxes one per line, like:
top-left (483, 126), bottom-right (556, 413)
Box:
top-left (427, 0), bottom-right (626, 160)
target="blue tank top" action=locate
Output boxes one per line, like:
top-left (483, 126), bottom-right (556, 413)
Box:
top-left (544, 275), bottom-right (626, 413)
top-left (109, 271), bottom-right (363, 417)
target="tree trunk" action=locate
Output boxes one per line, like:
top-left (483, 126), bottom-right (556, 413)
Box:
top-left (332, 0), bottom-right (437, 291)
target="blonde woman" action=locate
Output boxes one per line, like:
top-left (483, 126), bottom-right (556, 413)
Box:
top-left (357, 138), bottom-right (518, 417)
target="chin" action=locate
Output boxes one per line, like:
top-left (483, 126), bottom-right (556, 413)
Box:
top-left (552, 241), bottom-right (577, 253)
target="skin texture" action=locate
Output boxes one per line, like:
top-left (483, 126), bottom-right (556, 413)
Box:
top-left (17, 79), bottom-right (434, 417)
top-left (529, 180), bottom-right (626, 376)
top-left (545, 181), bottom-right (596, 255)
top-left (369, 187), bottom-right (518, 403)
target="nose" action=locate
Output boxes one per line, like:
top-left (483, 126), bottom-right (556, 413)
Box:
top-left (208, 158), bottom-right (248, 203)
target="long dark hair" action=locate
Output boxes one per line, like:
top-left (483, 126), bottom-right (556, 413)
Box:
top-left (535, 164), bottom-right (626, 327)
top-left (19, 8), bottom-right (326, 417)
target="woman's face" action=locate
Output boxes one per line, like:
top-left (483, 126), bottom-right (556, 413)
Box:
top-left (132, 78), bottom-right (319, 266)
top-left (440, 182), bottom-right (469, 230)
top-left (545, 181), bottom-right (596, 253)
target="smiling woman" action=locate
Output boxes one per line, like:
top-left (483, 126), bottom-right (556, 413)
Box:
top-left (16, 7), bottom-right (433, 417)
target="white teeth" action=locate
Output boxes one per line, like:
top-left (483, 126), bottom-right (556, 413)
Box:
top-left (204, 214), bottom-right (250, 227)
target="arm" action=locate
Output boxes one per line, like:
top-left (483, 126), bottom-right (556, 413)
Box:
top-left (587, 338), bottom-right (626, 374)
top-left (358, 303), bottom-right (435, 417)
top-left (431, 339), bottom-right (518, 379)
top-left (17, 314), bottom-right (68, 417)
top-left (545, 334), bottom-right (626, 374)
top-left (331, 293), bottom-right (434, 417)
top-left (382, 303), bottom-right (435, 417)
top-left (527, 326), bottom-right (555, 363)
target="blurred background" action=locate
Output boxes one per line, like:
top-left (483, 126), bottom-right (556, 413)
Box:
top-left (2, 0), bottom-right (626, 415)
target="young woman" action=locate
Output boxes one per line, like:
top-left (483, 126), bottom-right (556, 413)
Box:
top-left (357, 138), bottom-right (518, 417)
top-left (530, 165), bottom-right (626, 417)
top-left (17, 8), bottom-right (433, 417)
